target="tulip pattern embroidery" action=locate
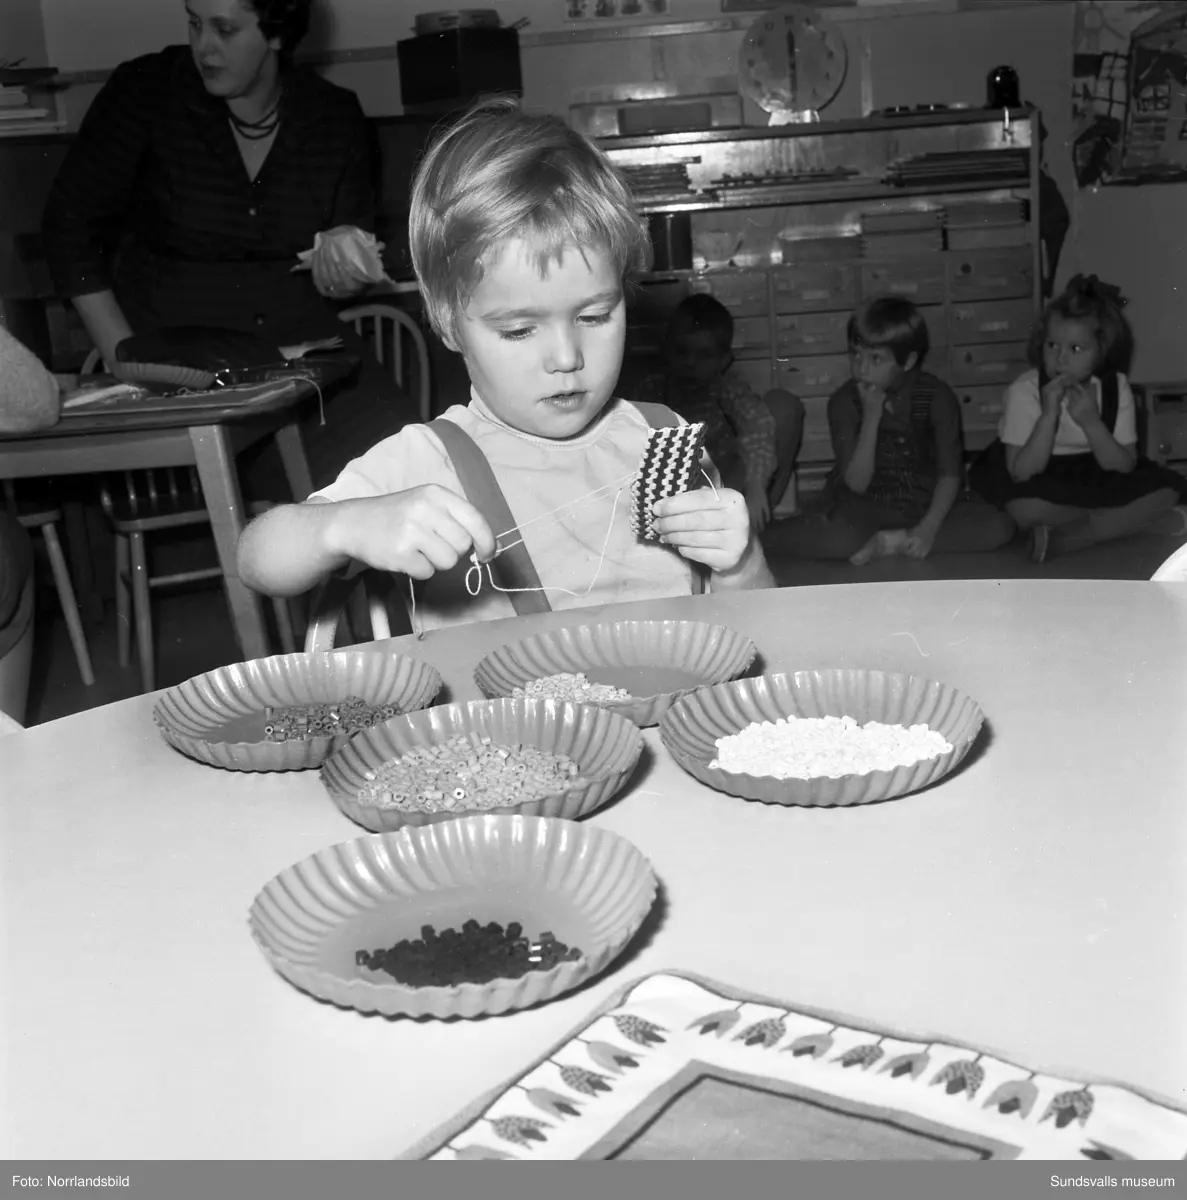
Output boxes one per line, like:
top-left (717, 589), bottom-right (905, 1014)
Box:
top-left (434, 973), bottom-right (1187, 1162)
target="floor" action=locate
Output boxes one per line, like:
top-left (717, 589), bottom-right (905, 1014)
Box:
top-left (21, 515), bottom-right (1182, 729)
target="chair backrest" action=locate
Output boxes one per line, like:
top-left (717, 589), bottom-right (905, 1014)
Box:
top-left (339, 304), bottom-right (432, 423)
top-left (1151, 542), bottom-right (1187, 581)
top-left (303, 569), bottom-right (414, 653)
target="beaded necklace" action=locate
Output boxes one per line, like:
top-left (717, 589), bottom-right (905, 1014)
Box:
top-left (227, 91), bottom-right (281, 140)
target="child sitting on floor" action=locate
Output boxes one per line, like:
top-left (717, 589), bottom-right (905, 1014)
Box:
top-left (969, 274), bottom-right (1187, 562)
top-left (764, 295), bottom-right (1015, 564)
top-left (632, 294), bottom-right (805, 532)
top-left (237, 98), bottom-right (771, 630)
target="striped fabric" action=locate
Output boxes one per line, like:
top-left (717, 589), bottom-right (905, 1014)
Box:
top-left (41, 46), bottom-right (376, 346)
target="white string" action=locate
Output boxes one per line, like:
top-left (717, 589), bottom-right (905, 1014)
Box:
top-left (406, 574), bottom-right (424, 640)
top-left (485, 468), bottom-right (639, 558)
top-left (700, 467), bottom-right (720, 499)
top-left (465, 485), bottom-right (626, 600)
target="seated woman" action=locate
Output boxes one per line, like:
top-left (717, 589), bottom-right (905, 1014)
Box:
top-left (40, 0), bottom-right (413, 490)
top-left (0, 327), bottom-right (62, 728)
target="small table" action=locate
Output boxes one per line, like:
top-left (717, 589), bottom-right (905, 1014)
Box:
top-left (0, 376), bottom-right (327, 661)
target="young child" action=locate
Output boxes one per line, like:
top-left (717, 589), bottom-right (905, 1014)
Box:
top-left (765, 295), bottom-right (1014, 564)
top-left (969, 274), bottom-right (1187, 562)
top-left (237, 98), bottom-right (770, 629)
top-left (632, 294), bottom-right (805, 532)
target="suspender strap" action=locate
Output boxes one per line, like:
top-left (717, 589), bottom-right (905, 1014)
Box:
top-left (1099, 371), bottom-right (1119, 433)
top-left (628, 400), bottom-right (709, 596)
top-left (428, 418), bottom-right (551, 616)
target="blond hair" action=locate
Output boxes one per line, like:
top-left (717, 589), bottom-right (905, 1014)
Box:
top-left (409, 96), bottom-right (652, 341)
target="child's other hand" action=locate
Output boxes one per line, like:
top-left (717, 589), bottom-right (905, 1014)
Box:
top-left (651, 487), bottom-right (750, 573)
top-left (1041, 373), bottom-right (1072, 415)
top-left (1063, 381), bottom-right (1099, 428)
top-left (903, 523), bottom-right (937, 559)
top-left (328, 485), bottom-right (496, 579)
top-left (744, 481), bottom-right (770, 534)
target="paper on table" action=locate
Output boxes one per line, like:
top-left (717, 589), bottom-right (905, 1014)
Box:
top-left (61, 382), bottom-right (150, 409)
top-left (292, 228), bottom-right (392, 284)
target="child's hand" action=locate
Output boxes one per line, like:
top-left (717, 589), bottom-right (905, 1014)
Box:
top-left (903, 523), bottom-right (937, 559)
top-left (651, 487), bottom-right (750, 573)
top-left (328, 485), bottom-right (496, 579)
top-left (1041, 373), bottom-right (1072, 415)
top-left (857, 380), bottom-right (885, 419)
top-left (1063, 381), bottom-right (1099, 428)
top-left (744, 481), bottom-right (771, 534)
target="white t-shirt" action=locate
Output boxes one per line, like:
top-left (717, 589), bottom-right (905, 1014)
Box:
top-left (311, 393), bottom-right (707, 632)
top-left (998, 368), bottom-right (1137, 455)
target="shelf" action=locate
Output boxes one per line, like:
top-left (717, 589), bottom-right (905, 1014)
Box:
top-left (631, 177), bottom-right (1032, 214)
top-left (599, 107), bottom-right (1034, 151)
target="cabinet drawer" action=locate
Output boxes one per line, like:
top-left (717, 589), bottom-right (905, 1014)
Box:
top-left (859, 257), bottom-right (947, 304)
top-left (949, 342), bottom-right (1029, 387)
top-left (947, 247), bottom-right (1033, 302)
top-left (728, 356), bottom-right (773, 395)
top-left (776, 354), bottom-right (850, 398)
top-left (799, 433), bottom-right (836, 465)
top-left (773, 263), bottom-right (857, 313)
top-left (954, 383), bottom-right (1007, 433)
top-left (949, 298), bottom-right (1035, 345)
top-left (775, 310), bottom-right (850, 357)
top-left (799, 396), bottom-right (833, 464)
top-left (732, 316), bottom-right (772, 355)
top-left (963, 426), bottom-right (999, 452)
top-left (688, 270), bottom-right (768, 317)
top-left (1150, 410), bottom-right (1187, 463)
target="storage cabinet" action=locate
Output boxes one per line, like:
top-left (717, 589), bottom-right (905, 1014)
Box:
top-left (604, 109), bottom-right (1042, 493)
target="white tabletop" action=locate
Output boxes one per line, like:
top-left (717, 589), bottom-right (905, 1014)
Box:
top-left (2, 580), bottom-right (1185, 1159)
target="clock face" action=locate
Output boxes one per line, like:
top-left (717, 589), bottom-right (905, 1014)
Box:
top-left (737, 4), bottom-right (848, 117)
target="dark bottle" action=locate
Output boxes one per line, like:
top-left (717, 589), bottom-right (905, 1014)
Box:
top-left (987, 65), bottom-right (1020, 110)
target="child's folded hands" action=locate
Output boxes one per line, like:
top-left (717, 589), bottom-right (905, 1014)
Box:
top-left (326, 485), bottom-right (496, 579)
top-left (650, 487), bottom-right (751, 573)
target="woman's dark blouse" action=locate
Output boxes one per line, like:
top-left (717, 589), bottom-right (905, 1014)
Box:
top-left (42, 46), bottom-right (375, 345)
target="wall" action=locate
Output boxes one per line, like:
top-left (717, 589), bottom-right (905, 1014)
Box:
top-left (1, 0), bottom-right (50, 65)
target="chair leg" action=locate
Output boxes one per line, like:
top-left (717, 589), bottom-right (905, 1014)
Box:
top-left (40, 521), bottom-right (96, 687)
top-left (114, 533), bottom-right (132, 668)
top-left (128, 531), bottom-right (155, 694)
top-left (271, 596), bottom-right (297, 655)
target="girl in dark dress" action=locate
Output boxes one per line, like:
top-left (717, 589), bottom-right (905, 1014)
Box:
top-left (41, 0), bottom-right (412, 488)
top-left (969, 275), bottom-right (1187, 562)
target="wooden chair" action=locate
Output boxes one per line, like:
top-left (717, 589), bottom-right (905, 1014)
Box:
top-left (339, 304), bottom-right (432, 422)
top-left (303, 569), bottom-right (413, 654)
top-left (2, 482), bottom-right (95, 686)
top-left (81, 350), bottom-right (297, 692)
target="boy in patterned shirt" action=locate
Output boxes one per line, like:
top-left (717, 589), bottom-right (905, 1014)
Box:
top-left (633, 294), bottom-right (804, 532)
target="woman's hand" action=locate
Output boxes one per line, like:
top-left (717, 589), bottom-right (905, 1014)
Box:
top-left (651, 487), bottom-right (751, 573)
top-left (310, 225), bottom-right (382, 300)
top-left (324, 485), bottom-right (496, 579)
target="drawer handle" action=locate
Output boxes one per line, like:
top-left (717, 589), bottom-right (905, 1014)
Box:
top-left (1160, 442), bottom-right (1172, 455)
